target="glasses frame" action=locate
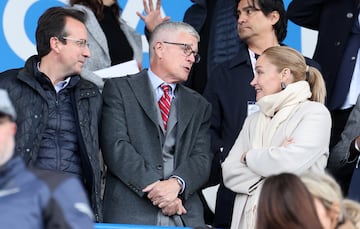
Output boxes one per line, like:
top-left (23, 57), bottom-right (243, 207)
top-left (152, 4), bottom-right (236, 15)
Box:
top-left (163, 41), bottom-right (201, 63)
top-left (61, 37), bottom-right (89, 48)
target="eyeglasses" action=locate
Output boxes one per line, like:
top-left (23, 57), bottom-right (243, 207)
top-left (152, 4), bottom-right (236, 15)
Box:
top-left (163, 41), bottom-right (201, 63)
top-left (61, 37), bottom-right (89, 48)
top-left (234, 6), bottom-right (261, 19)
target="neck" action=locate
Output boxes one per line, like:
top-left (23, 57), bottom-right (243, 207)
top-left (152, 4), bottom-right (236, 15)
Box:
top-left (39, 57), bottom-right (68, 86)
top-left (247, 33), bottom-right (279, 55)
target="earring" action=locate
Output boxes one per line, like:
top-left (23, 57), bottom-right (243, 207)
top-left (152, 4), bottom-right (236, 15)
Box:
top-left (281, 82), bottom-right (286, 90)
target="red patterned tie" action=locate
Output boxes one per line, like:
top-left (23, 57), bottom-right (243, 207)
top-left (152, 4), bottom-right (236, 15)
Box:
top-left (158, 84), bottom-right (171, 130)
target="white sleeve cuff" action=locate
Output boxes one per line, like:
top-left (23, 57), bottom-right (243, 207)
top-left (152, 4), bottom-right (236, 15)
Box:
top-left (170, 175), bottom-right (185, 194)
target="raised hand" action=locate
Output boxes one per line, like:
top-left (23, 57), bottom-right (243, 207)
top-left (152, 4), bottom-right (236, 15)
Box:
top-left (136, 0), bottom-right (171, 32)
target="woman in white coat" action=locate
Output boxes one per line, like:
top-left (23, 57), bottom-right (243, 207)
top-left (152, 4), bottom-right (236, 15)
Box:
top-left (222, 46), bottom-right (331, 229)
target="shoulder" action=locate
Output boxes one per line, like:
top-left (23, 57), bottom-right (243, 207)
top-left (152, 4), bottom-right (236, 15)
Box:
top-left (179, 84), bottom-right (210, 105)
top-left (296, 100), bottom-right (331, 121)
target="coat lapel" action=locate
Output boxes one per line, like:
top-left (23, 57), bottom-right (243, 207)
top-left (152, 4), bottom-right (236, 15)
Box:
top-left (128, 71), bottom-right (159, 127)
top-left (175, 85), bottom-right (197, 142)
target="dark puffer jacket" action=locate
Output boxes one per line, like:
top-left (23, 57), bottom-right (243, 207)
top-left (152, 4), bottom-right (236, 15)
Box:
top-left (0, 55), bottom-right (103, 221)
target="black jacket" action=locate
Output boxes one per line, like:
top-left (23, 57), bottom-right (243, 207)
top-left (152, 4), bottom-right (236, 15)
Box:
top-left (0, 55), bottom-right (103, 221)
top-left (287, 0), bottom-right (359, 110)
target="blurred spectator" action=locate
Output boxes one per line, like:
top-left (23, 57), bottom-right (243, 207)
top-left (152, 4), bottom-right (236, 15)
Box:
top-left (301, 172), bottom-right (360, 229)
top-left (256, 173), bottom-right (323, 229)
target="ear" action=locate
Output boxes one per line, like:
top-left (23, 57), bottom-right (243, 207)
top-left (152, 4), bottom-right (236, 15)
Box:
top-left (270, 10), bottom-right (280, 26)
top-left (281, 68), bottom-right (292, 83)
top-left (50, 37), bottom-right (61, 53)
top-left (153, 42), bottom-right (164, 59)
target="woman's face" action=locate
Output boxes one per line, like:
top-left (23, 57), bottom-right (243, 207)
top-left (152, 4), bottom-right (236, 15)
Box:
top-left (250, 55), bottom-right (282, 101)
top-left (314, 198), bottom-right (339, 229)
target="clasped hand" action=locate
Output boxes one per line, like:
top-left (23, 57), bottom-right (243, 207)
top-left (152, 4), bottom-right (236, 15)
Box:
top-left (143, 179), bottom-right (187, 216)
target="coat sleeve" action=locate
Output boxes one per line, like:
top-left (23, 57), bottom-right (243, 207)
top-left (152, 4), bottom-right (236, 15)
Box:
top-left (329, 95), bottom-right (360, 169)
top-left (171, 100), bottom-right (213, 200)
top-left (222, 116), bottom-right (263, 195)
top-left (287, 0), bottom-right (325, 30)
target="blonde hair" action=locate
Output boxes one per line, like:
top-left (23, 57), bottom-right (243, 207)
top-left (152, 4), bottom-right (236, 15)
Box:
top-left (262, 46), bottom-right (326, 104)
top-left (301, 172), bottom-right (360, 229)
top-left (343, 199), bottom-right (360, 229)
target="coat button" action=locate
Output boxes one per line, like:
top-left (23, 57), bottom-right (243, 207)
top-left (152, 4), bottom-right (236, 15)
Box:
top-left (156, 165), bottom-right (163, 170)
top-left (346, 12), bottom-right (353, 18)
top-left (335, 41), bottom-right (341, 46)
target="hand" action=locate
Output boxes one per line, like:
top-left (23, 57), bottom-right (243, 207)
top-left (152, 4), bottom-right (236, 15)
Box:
top-left (136, 0), bottom-right (171, 32)
top-left (143, 178), bottom-right (181, 207)
top-left (281, 137), bottom-right (294, 147)
top-left (161, 198), bottom-right (187, 216)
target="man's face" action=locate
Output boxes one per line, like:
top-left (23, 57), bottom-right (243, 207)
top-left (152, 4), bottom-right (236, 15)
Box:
top-left (57, 17), bottom-right (90, 76)
top-left (0, 116), bottom-right (16, 166)
top-left (235, 0), bottom-right (276, 42)
top-left (157, 32), bottom-right (199, 84)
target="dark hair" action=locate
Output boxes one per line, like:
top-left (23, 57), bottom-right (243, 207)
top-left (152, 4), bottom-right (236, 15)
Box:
top-left (36, 7), bottom-right (86, 58)
top-left (69, 0), bottom-right (121, 22)
top-left (234, 0), bottom-right (287, 42)
top-left (256, 173), bottom-right (323, 229)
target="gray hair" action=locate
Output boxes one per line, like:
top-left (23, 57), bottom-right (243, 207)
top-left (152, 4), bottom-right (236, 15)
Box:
top-left (149, 21), bottom-right (200, 58)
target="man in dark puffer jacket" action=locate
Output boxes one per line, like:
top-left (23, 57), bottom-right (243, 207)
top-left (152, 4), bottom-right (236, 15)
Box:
top-left (0, 89), bottom-right (94, 229)
top-left (0, 7), bottom-right (102, 221)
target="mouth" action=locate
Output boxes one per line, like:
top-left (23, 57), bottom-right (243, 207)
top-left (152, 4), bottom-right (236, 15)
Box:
top-left (183, 66), bottom-right (191, 73)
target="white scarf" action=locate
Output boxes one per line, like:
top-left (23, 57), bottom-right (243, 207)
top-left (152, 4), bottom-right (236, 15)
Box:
top-left (253, 81), bottom-right (311, 148)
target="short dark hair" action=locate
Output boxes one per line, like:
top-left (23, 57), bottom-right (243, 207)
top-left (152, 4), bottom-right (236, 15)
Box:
top-left (36, 7), bottom-right (86, 58)
top-left (234, 0), bottom-right (287, 42)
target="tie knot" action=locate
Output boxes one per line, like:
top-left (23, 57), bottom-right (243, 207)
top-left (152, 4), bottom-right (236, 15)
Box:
top-left (160, 84), bottom-right (171, 93)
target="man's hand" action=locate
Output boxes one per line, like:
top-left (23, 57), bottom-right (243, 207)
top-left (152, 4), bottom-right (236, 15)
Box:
top-left (161, 198), bottom-right (187, 216)
top-left (143, 178), bottom-right (181, 208)
top-left (136, 0), bottom-right (170, 32)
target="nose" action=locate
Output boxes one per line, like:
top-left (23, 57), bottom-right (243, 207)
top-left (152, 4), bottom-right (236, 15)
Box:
top-left (83, 46), bottom-right (91, 58)
top-left (250, 76), bottom-right (256, 87)
top-left (187, 53), bottom-right (196, 64)
top-left (237, 10), bottom-right (249, 24)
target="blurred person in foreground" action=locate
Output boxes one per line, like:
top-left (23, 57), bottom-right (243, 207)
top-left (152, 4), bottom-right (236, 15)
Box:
top-left (0, 89), bottom-right (94, 229)
top-left (222, 46), bottom-right (331, 229)
top-left (256, 173), bottom-right (323, 229)
top-left (301, 172), bottom-right (360, 229)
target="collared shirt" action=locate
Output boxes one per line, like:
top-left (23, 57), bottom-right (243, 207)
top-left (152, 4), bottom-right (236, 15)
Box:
top-left (37, 62), bottom-right (71, 93)
top-left (147, 68), bottom-right (176, 102)
top-left (54, 77), bottom-right (71, 93)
